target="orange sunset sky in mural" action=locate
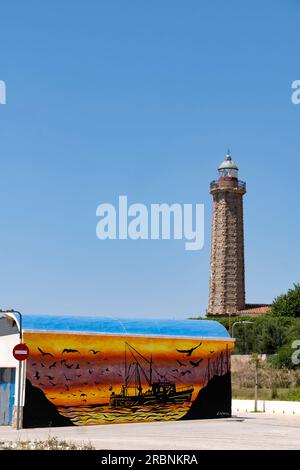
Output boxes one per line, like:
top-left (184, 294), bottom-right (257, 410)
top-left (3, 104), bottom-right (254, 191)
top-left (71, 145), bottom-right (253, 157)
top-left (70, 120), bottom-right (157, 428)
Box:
top-left (24, 332), bottom-right (234, 407)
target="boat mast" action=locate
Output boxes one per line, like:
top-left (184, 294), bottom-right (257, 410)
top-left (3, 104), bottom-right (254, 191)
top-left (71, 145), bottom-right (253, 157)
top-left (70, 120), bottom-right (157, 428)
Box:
top-left (149, 354), bottom-right (152, 386)
top-left (125, 342), bottom-right (127, 391)
top-left (226, 343), bottom-right (229, 373)
top-left (136, 364), bottom-right (143, 397)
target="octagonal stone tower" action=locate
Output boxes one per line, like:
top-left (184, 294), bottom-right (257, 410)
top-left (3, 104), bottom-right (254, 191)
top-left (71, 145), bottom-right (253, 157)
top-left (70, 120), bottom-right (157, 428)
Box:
top-left (208, 151), bottom-right (246, 316)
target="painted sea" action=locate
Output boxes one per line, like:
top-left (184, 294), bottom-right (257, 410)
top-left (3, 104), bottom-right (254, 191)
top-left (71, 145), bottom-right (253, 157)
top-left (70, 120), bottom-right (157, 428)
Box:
top-left (57, 401), bottom-right (192, 426)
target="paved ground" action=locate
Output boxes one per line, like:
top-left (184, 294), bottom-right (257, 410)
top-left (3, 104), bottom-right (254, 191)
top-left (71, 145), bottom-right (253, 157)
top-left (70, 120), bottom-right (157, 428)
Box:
top-left (1, 413), bottom-right (300, 450)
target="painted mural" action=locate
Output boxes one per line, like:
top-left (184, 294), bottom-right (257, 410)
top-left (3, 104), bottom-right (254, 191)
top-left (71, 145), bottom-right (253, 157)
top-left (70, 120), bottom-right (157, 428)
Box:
top-left (23, 332), bottom-right (234, 427)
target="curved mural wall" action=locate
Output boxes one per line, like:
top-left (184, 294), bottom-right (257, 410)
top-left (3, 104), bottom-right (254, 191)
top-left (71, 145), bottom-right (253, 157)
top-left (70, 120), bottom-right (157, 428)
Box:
top-left (22, 325), bottom-right (234, 427)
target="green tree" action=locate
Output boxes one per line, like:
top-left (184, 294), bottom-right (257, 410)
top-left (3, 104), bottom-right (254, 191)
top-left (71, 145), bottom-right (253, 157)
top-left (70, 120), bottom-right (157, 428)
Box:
top-left (253, 317), bottom-right (291, 354)
top-left (271, 343), bottom-right (296, 369)
top-left (271, 283), bottom-right (300, 317)
top-left (272, 319), bottom-right (300, 368)
top-left (232, 317), bottom-right (291, 354)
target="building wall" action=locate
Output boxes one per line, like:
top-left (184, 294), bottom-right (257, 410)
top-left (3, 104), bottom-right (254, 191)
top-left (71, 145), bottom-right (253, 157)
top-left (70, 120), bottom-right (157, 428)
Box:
top-left (23, 331), bottom-right (234, 427)
top-left (0, 331), bottom-right (27, 425)
top-left (0, 334), bottom-right (19, 368)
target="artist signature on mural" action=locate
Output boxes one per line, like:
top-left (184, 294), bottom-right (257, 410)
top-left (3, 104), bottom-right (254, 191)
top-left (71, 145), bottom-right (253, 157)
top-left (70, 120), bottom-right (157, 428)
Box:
top-left (216, 411), bottom-right (230, 416)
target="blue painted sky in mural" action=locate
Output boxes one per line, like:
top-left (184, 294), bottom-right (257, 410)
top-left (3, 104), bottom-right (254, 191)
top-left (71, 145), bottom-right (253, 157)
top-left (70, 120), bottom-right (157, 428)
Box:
top-left (22, 314), bottom-right (230, 339)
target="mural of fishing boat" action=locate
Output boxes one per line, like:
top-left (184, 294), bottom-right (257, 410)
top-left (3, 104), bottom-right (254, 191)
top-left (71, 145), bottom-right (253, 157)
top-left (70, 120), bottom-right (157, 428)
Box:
top-left (110, 342), bottom-right (194, 407)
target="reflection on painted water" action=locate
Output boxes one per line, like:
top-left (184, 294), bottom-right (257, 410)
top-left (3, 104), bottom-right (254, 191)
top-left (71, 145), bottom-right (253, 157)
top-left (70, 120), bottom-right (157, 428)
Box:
top-left (57, 402), bottom-right (192, 426)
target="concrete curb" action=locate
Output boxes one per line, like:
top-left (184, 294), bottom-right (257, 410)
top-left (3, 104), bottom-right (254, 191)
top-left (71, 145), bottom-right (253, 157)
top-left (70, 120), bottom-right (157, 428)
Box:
top-left (232, 399), bottom-right (300, 415)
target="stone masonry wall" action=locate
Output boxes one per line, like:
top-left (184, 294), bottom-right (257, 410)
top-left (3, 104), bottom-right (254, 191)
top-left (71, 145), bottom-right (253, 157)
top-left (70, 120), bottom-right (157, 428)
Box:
top-left (208, 187), bottom-right (245, 315)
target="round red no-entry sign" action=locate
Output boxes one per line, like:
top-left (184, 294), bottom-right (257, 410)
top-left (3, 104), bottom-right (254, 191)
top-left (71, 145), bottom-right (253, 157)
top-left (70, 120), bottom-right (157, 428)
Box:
top-left (13, 343), bottom-right (29, 361)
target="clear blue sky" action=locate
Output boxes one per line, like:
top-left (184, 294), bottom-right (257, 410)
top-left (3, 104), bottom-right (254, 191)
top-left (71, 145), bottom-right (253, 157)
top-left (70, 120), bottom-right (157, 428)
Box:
top-left (0, 1), bottom-right (299, 319)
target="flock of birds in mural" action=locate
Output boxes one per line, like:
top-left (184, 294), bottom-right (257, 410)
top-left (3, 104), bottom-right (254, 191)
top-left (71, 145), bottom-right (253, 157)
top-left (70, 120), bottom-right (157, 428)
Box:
top-left (31, 347), bottom-right (114, 400)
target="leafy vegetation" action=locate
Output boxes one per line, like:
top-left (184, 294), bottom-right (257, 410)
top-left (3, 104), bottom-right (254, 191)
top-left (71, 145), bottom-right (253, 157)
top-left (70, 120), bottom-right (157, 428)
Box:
top-left (271, 283), bottom-right (300, 318)
top-left (202, 315), bottom-right (300, 360)
top-left (232, 387), bottom-right (300, 401)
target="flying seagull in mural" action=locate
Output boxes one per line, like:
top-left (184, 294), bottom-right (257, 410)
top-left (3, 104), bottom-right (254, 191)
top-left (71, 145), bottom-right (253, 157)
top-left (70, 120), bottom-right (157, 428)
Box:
top-left (176, 359), bottom-right (187, 367)
top-left (60, 360), bottom-right (73, 368)
top-left (62, 348), bottom-right (80, 354)
top-left (180, 370), bottom-right (192, 376)
top-left (89, 349), bottom-right (101, 354)
top-left (49, 361), bottom-right (57, 369)
top-left (38, 347), bottom-right (54, 357)
top-left (46, 375), bottom-right (55, 380)
top-left (209, 350), bottom-right (215, 354)
top-left (176, 342), bottom-right (202, 357)
top-left (189, 358), bottom-right (203, 367)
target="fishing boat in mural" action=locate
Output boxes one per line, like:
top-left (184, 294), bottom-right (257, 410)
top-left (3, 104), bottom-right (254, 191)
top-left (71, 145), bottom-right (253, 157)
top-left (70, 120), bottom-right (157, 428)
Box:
top-left (110, 342), bottom-right (194, 407)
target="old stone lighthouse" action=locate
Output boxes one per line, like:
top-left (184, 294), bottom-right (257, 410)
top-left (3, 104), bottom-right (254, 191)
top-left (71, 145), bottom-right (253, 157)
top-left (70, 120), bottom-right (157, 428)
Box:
top-left (208, 152), bottom-right (246, 316)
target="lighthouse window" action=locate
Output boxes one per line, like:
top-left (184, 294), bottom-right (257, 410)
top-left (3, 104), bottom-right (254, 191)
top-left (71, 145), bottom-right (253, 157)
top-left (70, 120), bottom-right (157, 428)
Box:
top-left (220, 168), bottom-right (238, 178)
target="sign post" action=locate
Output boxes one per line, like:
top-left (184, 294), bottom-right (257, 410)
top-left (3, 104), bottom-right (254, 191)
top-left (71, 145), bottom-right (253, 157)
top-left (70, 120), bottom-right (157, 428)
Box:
top-left (13, 343), bottom-right (29, 430)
